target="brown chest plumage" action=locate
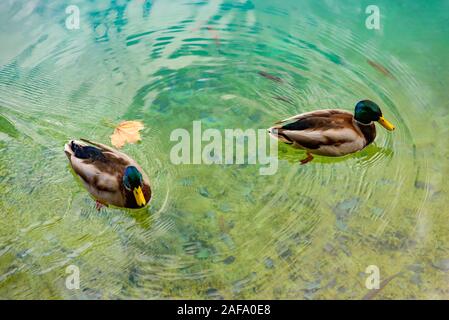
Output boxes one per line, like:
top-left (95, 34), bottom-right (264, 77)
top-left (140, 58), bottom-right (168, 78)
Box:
top-left (356, 122), bottom-right (376, 146)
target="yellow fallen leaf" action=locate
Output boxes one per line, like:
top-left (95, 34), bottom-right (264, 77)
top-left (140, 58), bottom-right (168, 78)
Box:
top-left (110, 120), bottom-right (144, 148)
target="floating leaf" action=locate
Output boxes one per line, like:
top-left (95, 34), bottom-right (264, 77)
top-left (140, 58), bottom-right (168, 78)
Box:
top-left (110, 120), bottom-right (144, 148)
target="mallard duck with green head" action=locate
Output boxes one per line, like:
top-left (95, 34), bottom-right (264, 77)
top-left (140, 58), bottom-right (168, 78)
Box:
top-left (268, 100), bottom-right (395, 164)
top-left (64, 139), bottom-right (151, 210)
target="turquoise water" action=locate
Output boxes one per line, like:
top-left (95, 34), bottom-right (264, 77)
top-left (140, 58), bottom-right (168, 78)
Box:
top-left (0, 0), bottom-right (448, 299)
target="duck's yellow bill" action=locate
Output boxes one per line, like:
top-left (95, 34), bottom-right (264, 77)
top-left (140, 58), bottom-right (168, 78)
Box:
top-left (133, 186), bottom-right (146, 207)
top-left (378, 116), bottom-right (395, 131)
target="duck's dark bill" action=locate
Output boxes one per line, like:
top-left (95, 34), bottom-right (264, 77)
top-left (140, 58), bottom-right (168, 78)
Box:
top-left (133, 186), bottom-right (146, 207)
top-left (378, 116), bottom-right (395, 131)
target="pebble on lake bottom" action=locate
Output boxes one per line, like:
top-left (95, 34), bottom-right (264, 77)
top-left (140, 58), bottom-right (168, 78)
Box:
top-left (205, 288), bottom-right (224, 300)
top-left (223, 256), bottom-right (235, 264)
top-left (264, 257), bottom-right (275, 269)
top-left (198, 187), bottom-right (210, 198)
top-left (432, 258), bottom-right (449, 271)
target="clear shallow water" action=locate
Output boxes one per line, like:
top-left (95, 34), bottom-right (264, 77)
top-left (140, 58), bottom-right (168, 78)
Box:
top-left (0, 0), bottom-right (448, 299)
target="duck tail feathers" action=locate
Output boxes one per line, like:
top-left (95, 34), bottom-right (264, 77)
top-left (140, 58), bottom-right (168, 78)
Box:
top-left (65, 139), bottom-right (106, 161)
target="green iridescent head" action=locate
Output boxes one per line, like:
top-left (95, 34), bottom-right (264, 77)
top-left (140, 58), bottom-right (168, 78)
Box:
top-left (123, 166), bottom-right (146, 207)
top-left (354, 100), bottom-right (395, 130)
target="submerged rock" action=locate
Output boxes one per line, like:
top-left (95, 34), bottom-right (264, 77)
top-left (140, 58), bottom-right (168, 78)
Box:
top-left (410, 273), bottom-right (422, 286)
top-left (303, 290), bottom-right (315, 300)
top-left (205, 288), bottom-right (224, 300)
top-left (378, 231), bottom-right (409, 251)
top-left (305, 280), bottom-right (321, 291)
top-left (81, 287), bottom-right (103, 299)
top-left (333, 198), bottom-right (360, 220)
top-left (336, 220), bottom-right (348, 231)
top-left (323, 243), bottom-right (335, 254)
top-left (219, 203), bottom-right (232, 213)
top-left (128, 267), bottom-right (141, 287)
top-left (223, 256), bottom-right (235, 265)
top-left (325, 278), bottom-right (337, 289)
top-left (432, 258), bottom-right (449, 271)
top-left (179, 177), bottom-right (194, 186)
top-left (333, 198), bottom-right (360, 230)
top-left (303, 280), bottom-right (321, 300)
top-left (248, 112), bottom-right (262, 122)
top-left (371, 207), bottom-right (384, 218)
top-left (291, 232), bottom-right (309, 246)
top-left (278, 247), bottom-right (293, 259)
top-left (264, 257), bottom-right (275, 269)
top-left (414, 180), bottom-right (435, 190)
top-left (232, 272), bottom-right (257, 294)
top-left (406, 264), bottom-right (424, 273)
top-left (206, 211), bottom-right (216, 220)
top-left (198, 187), bottom-right (210, 198)
top-left (206, 288), bottom-right (218, 295)
top-left (337, 236), bottom-right (352, 256)
top-left (337, 286), bottom-right (347, 293)
top-left (220, 233), bottom-right (235, 249)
